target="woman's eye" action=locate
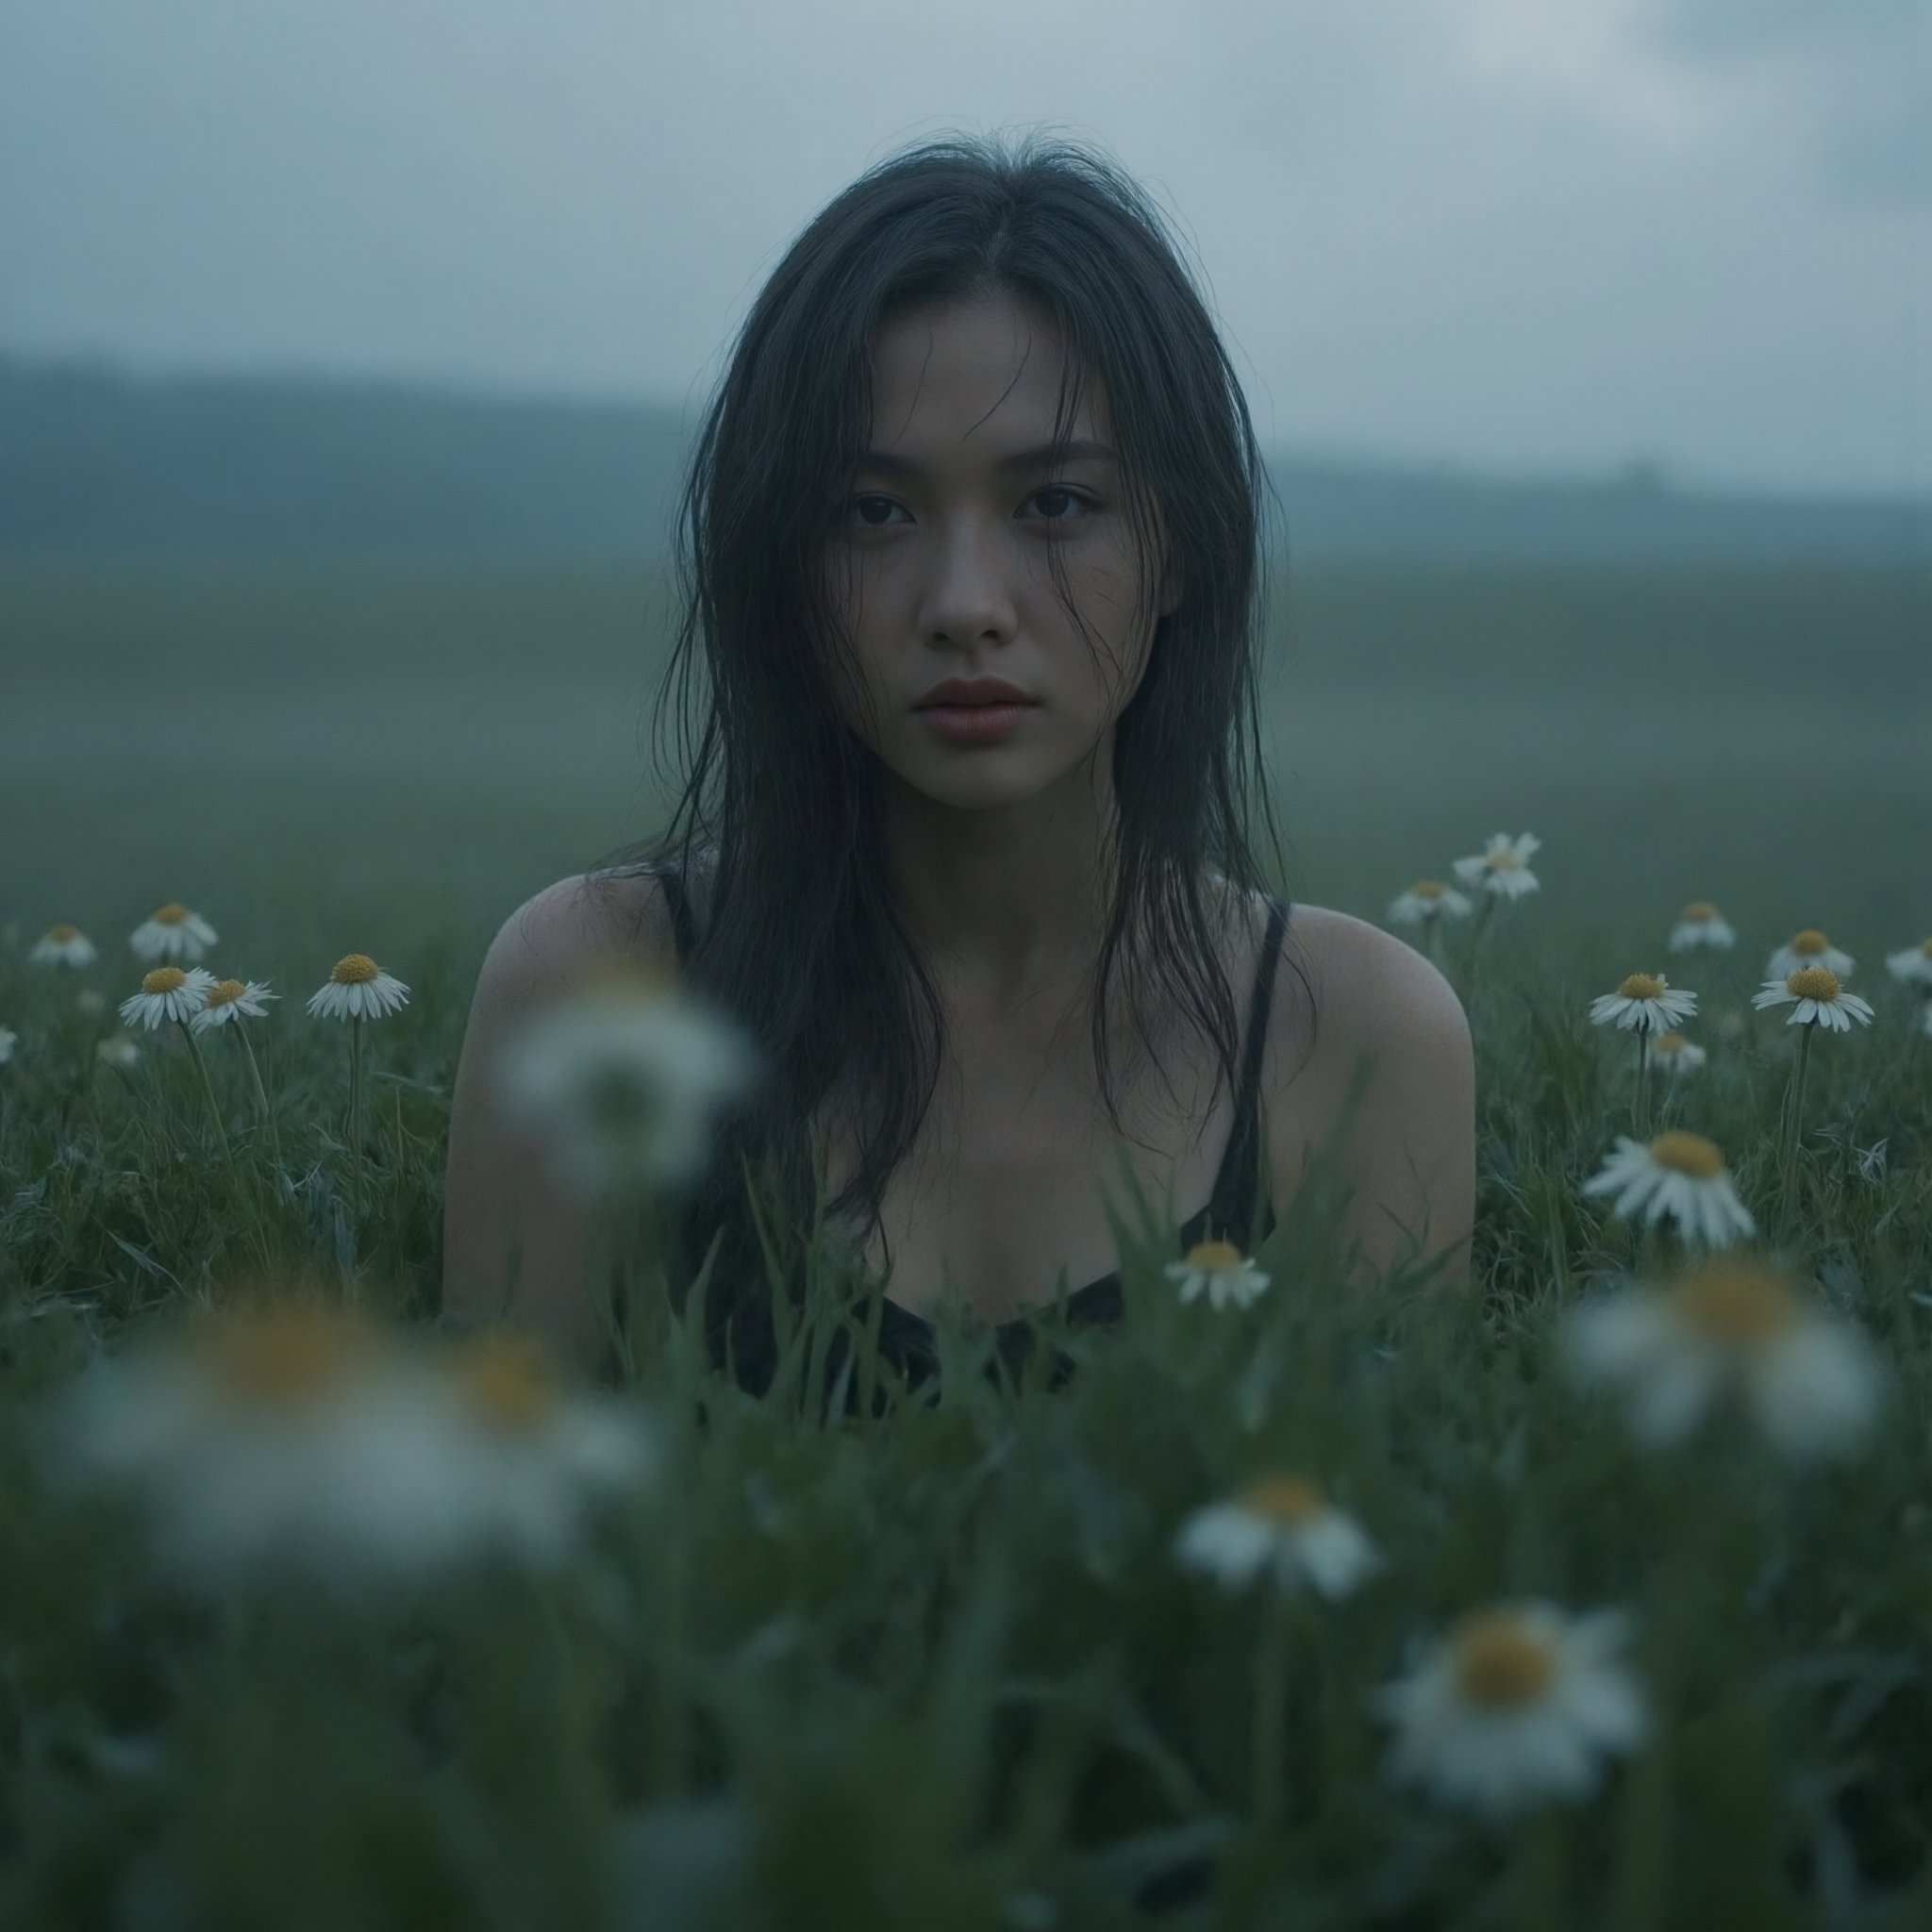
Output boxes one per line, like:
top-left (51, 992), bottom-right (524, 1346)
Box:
top-left (845, 488), bottom-right (1095, 529)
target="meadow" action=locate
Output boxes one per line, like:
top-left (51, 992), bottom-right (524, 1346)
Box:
top-left (1, 558), bottom-right (1929, 1928)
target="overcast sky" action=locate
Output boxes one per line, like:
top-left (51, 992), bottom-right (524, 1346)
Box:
top-left (2, 0), bottom-right (1925, 495)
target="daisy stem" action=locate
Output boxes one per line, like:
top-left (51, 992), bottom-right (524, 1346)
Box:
top-left (1250, 1589), bottom-right (1293, 1829)
top-left (348, 1014), bottom-right (364, 1229)
top-left (178, 1021), bottom-right (233, 1166)
top-left (236, 1025), bottom-right (285, 1182)
top-left (1778, 1023), bottom-right (1814, 1230)
top-left (1634, 1032), bottom-right (1651, 1139)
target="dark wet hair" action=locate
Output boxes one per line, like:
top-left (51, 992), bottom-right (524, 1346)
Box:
top-left (590, 126), bottom-right (1305, 1391)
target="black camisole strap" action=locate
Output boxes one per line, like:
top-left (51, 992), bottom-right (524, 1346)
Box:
top-left (1202, 893), bottom-right (1291, 1244)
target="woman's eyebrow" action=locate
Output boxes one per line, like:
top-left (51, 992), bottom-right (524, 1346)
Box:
top-left (855, 440), bottom-right (1120, 478)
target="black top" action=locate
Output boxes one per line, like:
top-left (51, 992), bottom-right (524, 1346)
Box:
top-left (657, 864), bottom-right (1288, 1395)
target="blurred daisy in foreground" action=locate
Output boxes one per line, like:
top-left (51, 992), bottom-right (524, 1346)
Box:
top-left (1165, 1238), bottom-right (1272, 1312)
top-left (95, 1035), bottom-right (142, 1070)
top-left (1589, 974), bottom-right (1698, 1034)
top-left (129, 902), bottom-right (218, 965)
top-left (1377, 1602), bottom-right (1645, 1819)
top-left (0, 1025), bottom-right (16, 1066)
top-left (1452, 832), bottom-right (1541, 901)
top-left (498, 964), bottom-right (759, 1196)
top-left (118, 966), bottom-right (216, 1032)
top-left (29, 924), bottom-right (97, 969)
top-left (1751, 969), bottom-right (1874, 1034)
top-left (1884, 938), bottom-right (1932, 988)
top-left (1174, 1474), bottom-right (1381, 1601)
top-left (1667, 901), bottom-right (1736, 952)
top-left (189, 978), bottom-right (279, 1034)
top-left (41, 1304), bottom-right (658, 1588)
top-left (1581, 1132), bottom-right (1755, 1248)
top-left (306, 955), bottom-right (410, 1022)
top-left (1389, 881), bottom-right (1474, 928)
top-left (1767, 929), bottom-right (1853, 981)
top-left (1645, 1032), bottom-right (1707, 1076)
top-left (1563, 1253), bottom-right (1881, 1462)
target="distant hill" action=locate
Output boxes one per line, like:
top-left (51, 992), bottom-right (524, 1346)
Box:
top-left (2, 357), bottom-right (1925, 566)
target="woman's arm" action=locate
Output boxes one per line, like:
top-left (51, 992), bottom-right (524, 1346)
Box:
top-left (1264, 910), bottom-right (1477, 1291)
top-left (441, 871), bottom-right (673, 1374)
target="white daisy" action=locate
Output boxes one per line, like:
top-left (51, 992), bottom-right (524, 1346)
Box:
top-left (95, 1035), bottom-right (142, 1069)
top-left (1751, 969), bottom-right (1874, 1034)
top-left (42, 1306), bottom-right (658, 1589)
top-left (1667, 901), bottom-right (1736, 952)
top-left (1767, 929), bottom-right (1853, 981)
top-left (307, 954), bottom-right (410, 1022)
top-left (1580, 1132), bottom-right (1755, 1248)
top-left (1644, 1031), bottom-right (1707, 1076)
top-left (1376, 1601), bottom-right (1646, 1819)
top-left (1589, 973), bottom-right (1698, 1034)
top-left (0, 1025), bottom-right (16, 1066)
top-left (1884, 938), bottom-right (1932, 987)
top-left (496, 965), bottom-right (760, 1196)
top-left (1389, 881), bottom-right (1474, 926)
top-left (129, 902), bottom-right (219, 965)
top-left (118, 966), bottom-right (216, 1032)
top-left (1451, 833), bottom-right (1541, 901)
top-left (1174, 1474), bottom-right (1382, 1602)
top-left (29, 924), bottom-right (97, 969)
top-left (1164, 1237), bottom-right (1272, 1312)
top-left (189, 977), bottom-right (280, 1034)
top-left (1563, 1254), bottom-right (1881, 1462)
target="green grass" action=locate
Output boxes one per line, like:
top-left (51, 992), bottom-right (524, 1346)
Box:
top-left (1, 558), bottom-right (1930, 1927)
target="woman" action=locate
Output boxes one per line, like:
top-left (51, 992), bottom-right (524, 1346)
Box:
top-left (441, 130), bottom-right (1475, 1396)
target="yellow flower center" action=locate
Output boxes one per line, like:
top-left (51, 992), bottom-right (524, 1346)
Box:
top-left (1647, 1131), bottom-right (1725, 1180)
top-left (1183, 1239), bottom-right (1244, 1273)
top-left (1669, 1257), bottom-right (1801, 1348)
top-left (1449, 1610), bottom-right (1559, 1709)
top-left (49, 923), bottom-right (79, 942)
top-left (1652, 1032), bottom-right (1687, 1055)
top-left (1682, 901), bottom-right (1718, 923)
top-left (195, 1305), bottom-right (375, 1408)
top-left (1411, 881), bottom-right (1445, 900)
top-left (331, 954), bottom-right (380, 985)
top-left (1786, 967), bottom-right (1840, 1002)
top-left (206, 979), bottom-right (246, 1009)
top-left (1921, 938), bottom-right (1932, 960)
top-left (451, 1333), bottom-right (560, 1434)
top-left (153, 903), bottom-right (190, 925)
top-left (1790, 930), bottom-right (1828, 957)
top-left (1238, 1474), bottom-right (1326, 1525)
top-left (1488, 850), bottom-right (1521, 872)
top-left (1617, 973), bottom-right (1666, 999)
top-left (142, 966), bottom-right (188, 995)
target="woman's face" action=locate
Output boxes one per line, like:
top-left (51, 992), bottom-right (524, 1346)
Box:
top-left (821, 289), bottom-right (1178, 811)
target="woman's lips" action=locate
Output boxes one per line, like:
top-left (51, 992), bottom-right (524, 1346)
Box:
top-left (917, 702), bottom-right (1036, 744)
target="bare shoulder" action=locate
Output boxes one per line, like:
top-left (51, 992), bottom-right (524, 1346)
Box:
top-left (475, 867), bottom-right (679, 1012)
top-left (1276, 902), bottom-right (1472, 1075)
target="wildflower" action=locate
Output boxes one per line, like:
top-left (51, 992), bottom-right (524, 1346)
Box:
top-left (1580, 1132), bottom-right (1755, 1247)
top-left (1377, 1602), bottom-right (1645, 1819)
top-left (42, 1305), bottom-right (658, 1588)
top-left (118, 966), bottom-right (216, 1032)
top-left (1389, 881), bottom-right (1474, 926)
top-left (1646, 1032), bottom-right (1707, 1075)
top-left (29, 924), bottom-right (97, 969)
top-left (1452, 832), bottom-right (1541, 900)
top-left (306, 954), bottom-right (410, 1022)
top-left (1563, 1254), bottom-right (1881, 1461)
top-left (1751, 969), bottom-right (1874, 1034)
top-left (1767, 929), bottom-right (1853, 981)
top-left (189, 978), bottom-right (280, 1034)
top-left (129, 902), bottom-right (218, 965)
top-left (1164, 1238), bottom-right (1272, 1311)
top-left (497, 967), bottom-right (759, 1196)
top-left (1668, 901), bottom-right (1736, 952)
top-left (0, 1026), bottom-right (15, 1066)
top-left (1884, 938), bottom-right (1932, 988)
top-left (1589, 974), bottom-right (1698, 1034)
top-left (1174, 1474), bottom-right (1381, 1601)
top-left (96, 1035), bottom-right (142, 1069)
